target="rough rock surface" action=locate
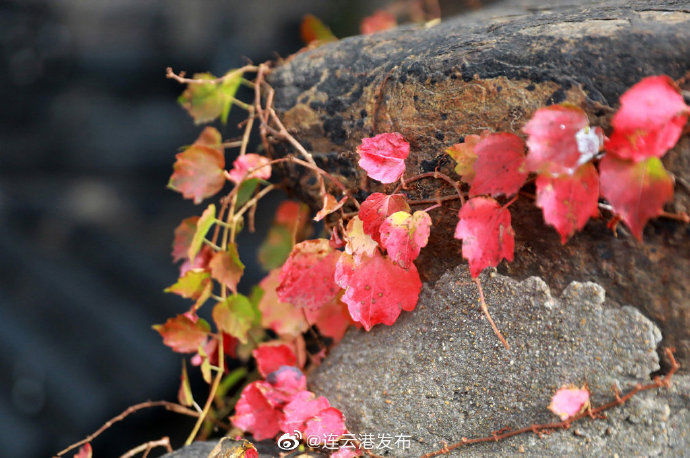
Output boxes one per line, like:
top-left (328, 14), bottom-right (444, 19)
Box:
top-left (308, 269), bottom-right (688, 456)
top-left (163, 438), bottom-right (323, 458)
top-left (268, 0), bottom-right (690, 370)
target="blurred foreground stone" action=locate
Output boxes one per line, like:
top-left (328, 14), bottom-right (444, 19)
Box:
top-left (309, 269), bottom-right (687, 456)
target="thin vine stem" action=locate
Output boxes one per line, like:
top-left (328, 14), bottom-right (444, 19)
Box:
top-left (265, 106), bottom-right (327, 197)
top-left (422, 348), bottom-right (680, 457)
top-left (474, 277), bottom-right (510, 350)
top-left (408, 194), bottom-right (463, 206)
top-left (235, 184), bottom-right (277, 218)
top-left (395, 171), bottom-right (465, 205)
top-left (56, 401), bottom-right (198, 456)
top-left (185, 333), bottom-right (225, 445)
top-left (120, 436), bottom-right (172, 458)
top-left (166, 66), bottom-right (257, 85)
top-left (238, 107), bottom-right (255, 156)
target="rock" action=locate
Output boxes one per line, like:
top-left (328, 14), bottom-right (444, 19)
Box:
top-left (164, 442), bottom-right (216, 458)
top-left (163, 438), bottom-right (325, 458)
top-left (268, 0), bottom-right (690, 370)
top-left (482, 375), bottom-right (690, 456)
top-left (308, 268), bottom-right (685, 456)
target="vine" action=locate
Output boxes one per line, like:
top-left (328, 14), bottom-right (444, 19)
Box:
top-left (57, 19), bottom-right (689, 458)
top-left (422, 348), bottom-right (680, 457)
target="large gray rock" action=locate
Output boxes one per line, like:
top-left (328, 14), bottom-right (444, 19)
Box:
top-left (309, 268), bottom-right (685, 456)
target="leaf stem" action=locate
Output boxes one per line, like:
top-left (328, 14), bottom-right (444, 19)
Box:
top-left (235, 184), bottom-right (277, 219)
top-left (120, 437), bottom-right (172, 458)
top-left (202, 239), bottom-right (222, 251)
top-left (56, 401), bottom-right (198, 456)
top-left (422, 348), bottom-right (679, 457)
top-left (473, 277), bottom-right (510, 350)
top-left (166, 66), bottom-right (257, 85)
top-left (395, 171), bottom-right (465, 205)
top-left (185, 333), bottom-right (225, 445)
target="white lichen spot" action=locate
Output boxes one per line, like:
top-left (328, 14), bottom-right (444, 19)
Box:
top-left (575, 126), bottom-right (603, 167)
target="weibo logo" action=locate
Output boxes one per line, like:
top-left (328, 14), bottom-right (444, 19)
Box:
top-left (277, 430), bottom-right (302, 451)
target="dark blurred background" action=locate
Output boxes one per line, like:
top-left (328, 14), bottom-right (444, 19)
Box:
top-left (0, 1), bottom-right (475, 456)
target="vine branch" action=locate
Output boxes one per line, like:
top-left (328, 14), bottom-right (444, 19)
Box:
top-left (56, 401), bottom-right (198, 456)
top-left (474, 277), bottom-right (510, 350)
top-left (120, 437), bottom-right (172, 458)
top-left (422, 348), bottom-right (680, 457)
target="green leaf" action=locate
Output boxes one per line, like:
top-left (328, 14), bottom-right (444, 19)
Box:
top-left (178, 361), bottom-right (195, 407)
top-left (165, 270), bottom-right (211, 299)
top-left (236, 178), bottom-right (259, 208)
top-left (248, 285), bottom-right (264, 326)
top-left (212, 294), bottom-right (258, 343)
top-left (188, 204), bottom-right (216, 260)
top-left (215, 367), bottom-right (248, 403)
top-left (257, 225), bottom-right (294, 270)
top-left (197, 342), bottom-right (213, 383)
top-left (177, 70), bottom-right (244, 124)
top-left (219, 73), bottom-right (243, 124)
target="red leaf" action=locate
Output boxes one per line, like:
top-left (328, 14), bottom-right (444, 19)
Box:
top-left (523, 105), bottom-right (602, 174)
top-left (169, 145), bottom-right (226, 204)
top-left (335, 251), bottom-right (421, 331)
top-left (277, 239), bottom-right (341, 311)
top-left (469, 133), bottom-right (527, 197)
top-left (445, 134), bottom-right (481, 181)
top-left (606, 75), bottom-right (689, 161)
top-left (275, 201), bottom-right (311, 229)
top-left (172, 216), bottom-right (199, 262)
top-left (599, 155), bottom-right (674, 240)
top-left (331, 447), bottom-right (362, 458)
top-left (253, 343), bottom-right (298, 378)
top-left (303, 407), bottom-right (347, 445)
top-left (300, 14), bottom-right (337, 44)
top-left (314, 194), bottom-right (348, 222)
top-left (357, 132), bottom-right (410, 183)
top-left (73, 443), bottom-right (92, 458)
top-left (179, 245), bottom-right (214, 276)
top-left (379, 210), bottom-right (431, 268)
top-left (193, 126), bottom-right (223, 151)
top-left (280, 390), bottom-right (331, 433)
top-left (454, 197), bottom-right (515, 278)
top-left (265, 366), bottom-right (307, 405)
top-left (191, 333), bottom-right (238, 367)
top-left (243, 446), bottom-right (259, 458)
top-left (258, 269), bottom-right (309, 338)
top-left (209, 243), bottom-right (245, 294)
top-left (305, 299), bottom-right (353, 343)
top-left (360, 10), bottom-right (397, 34)
top-left (535, 163), bottom-right (600, 244)
top-left (231, 381), bottom-right (283, 441)
top-left (549, 385), bottom-right (590, 421)
top-left (358, 193), bottom-right (410, 244)
top-left (227, 153), bottom-right (272, 184)
top-left (153, 315), bottom-right (210, 353)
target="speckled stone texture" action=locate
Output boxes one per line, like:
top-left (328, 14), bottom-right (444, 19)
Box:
top-left (268, 0), bottom-right (690, 371)
top-left (308, 268), bottom-right (688, 456)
